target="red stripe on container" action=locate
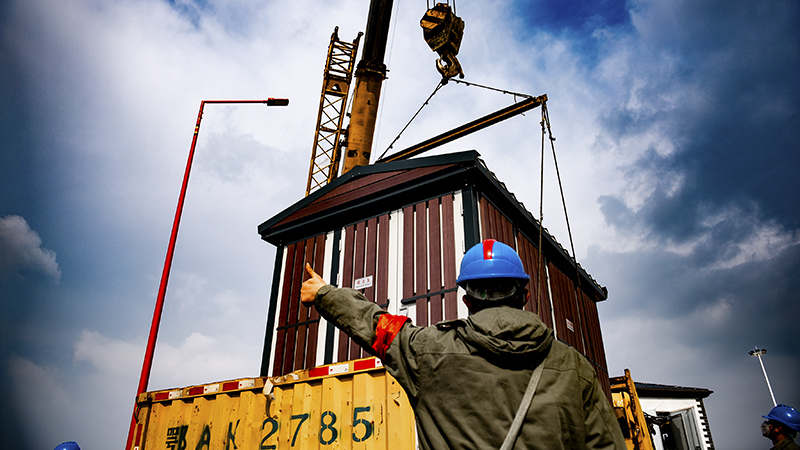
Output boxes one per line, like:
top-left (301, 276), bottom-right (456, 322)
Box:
top-left (154, 392), bottom-right (169, 401)
top-left (187, 386), bottom-right (204, 396)
top-left (308, 367), bottom-right (328, 378)
top-left (222, 381), bottom-right (239, 391)
top-left (353, 358), bottom-right (378, 371)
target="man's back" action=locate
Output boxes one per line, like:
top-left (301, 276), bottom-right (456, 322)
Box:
top-left (313, 285), bottom-right (625, 449)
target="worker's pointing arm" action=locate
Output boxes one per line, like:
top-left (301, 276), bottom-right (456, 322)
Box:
top-left (301, 264), bottom-right (327, 306)
top-left (299, 262), bottom-right (420, 399)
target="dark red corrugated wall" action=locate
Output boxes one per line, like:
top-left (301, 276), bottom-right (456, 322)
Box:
top-left (478, 195), bottom-right (611, 399)
top-left (269, 192), bottom-right (610, 400)
top-left (272, 234), bottom-right (327, 375)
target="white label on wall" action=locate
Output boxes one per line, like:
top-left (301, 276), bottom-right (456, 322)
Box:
top-left (354, 276), bottom-right (373, 290)
top-left (566, 319), bottom-right (574, 332)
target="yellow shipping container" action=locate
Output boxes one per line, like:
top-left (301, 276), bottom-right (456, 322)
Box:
top-left (130, 357), bottom-right (416, 450)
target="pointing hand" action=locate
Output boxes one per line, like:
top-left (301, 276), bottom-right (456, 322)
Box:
top-left (301, 264), bottom-right (327, 306)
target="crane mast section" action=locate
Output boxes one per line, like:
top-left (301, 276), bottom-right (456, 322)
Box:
top-left (341, 0), bottom-right (394, 174)
top-left (306, 28), bottom-right (362, 197)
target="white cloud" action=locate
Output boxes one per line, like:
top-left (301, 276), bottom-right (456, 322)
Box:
top-left (3, 1), bottom-right (797, 450)
top-left (74, 330), bottom-right (143, 377)
top-left (0, 215), bottom-right (60, 282)
top-left (148, 331), bottom-right (260, 389)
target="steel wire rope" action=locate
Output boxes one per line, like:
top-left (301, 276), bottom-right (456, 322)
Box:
top-left (541, 102), bottom-right (587, 354)
top-left (542, 103), bottom-right (579, 281)
top-left (535, 103), bottom-right (587, 354)
top-left (537, 111), bottom-right (546, 315)
top-left (378, 77), bottom-right (531, 160)
top-left (449, 78), bottom-right (533, 99)
top-left (377, 78), bottom-right (447, 160)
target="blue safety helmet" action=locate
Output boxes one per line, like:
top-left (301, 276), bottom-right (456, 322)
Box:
top-left (456, 239), bottom-right (530, 285)
top-left (54, 442), bottom-right (81, 450)
top-left (763, 404), bottom-right (800, 432)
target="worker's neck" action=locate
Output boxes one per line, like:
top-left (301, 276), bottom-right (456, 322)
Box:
top-left (771, 433), bottom-right (789, 446)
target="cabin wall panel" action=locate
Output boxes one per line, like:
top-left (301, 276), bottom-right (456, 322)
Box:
top-left (264, 180), bottom-right (610, 404)
top-left (441, 194), bottom-right (459, 320)
top-left (272, 235), bottom-right (328, 375)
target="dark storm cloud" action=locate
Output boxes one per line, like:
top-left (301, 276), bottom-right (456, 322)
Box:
top-left (511, 0), bottom-right (633, 65)
top-left (586, 4), bottom-right (800, 444)
top-left (590, 242), bottom-right (800, 345)
top-left (600, 0), bottom-right (800, 240)
top-left (0, 5), bottom-right (44, 221)
top-left (515, 0), bottom-right (631, 35)
top-left (587, 241), bottom-right (800, 446)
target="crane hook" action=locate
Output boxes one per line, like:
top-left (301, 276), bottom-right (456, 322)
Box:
top-left (421, 3), bottom-right (465, 79)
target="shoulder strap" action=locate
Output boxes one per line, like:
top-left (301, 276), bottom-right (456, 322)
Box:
top-left (499, 352), bottom-right (548, 450)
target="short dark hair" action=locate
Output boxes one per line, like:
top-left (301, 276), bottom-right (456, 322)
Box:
top-left (770, 421), bottom-right (798, 439)
top-left (465, 289), bottom-right (527, 310)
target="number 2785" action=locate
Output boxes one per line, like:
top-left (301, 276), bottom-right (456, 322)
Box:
top-left (260, 406), bottom-right (373, 448)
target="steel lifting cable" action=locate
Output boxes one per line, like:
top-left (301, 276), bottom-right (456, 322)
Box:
top-left (449, 78), bottom-right (533, 100)
top-left (377, 79), bottom-right (447, 160)
top-left (542, 103), bottom-right (580, 287)
top-left (537, 110), bottom-right (546, 313)
top-left (378, 77), bottom-right (531, 161)
top-left (539, 102), bottom-right (586, 350)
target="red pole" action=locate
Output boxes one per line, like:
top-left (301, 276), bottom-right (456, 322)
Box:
top-left (124, 98), bottom-right (288, 450)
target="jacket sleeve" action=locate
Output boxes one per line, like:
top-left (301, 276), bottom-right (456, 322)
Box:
top-left (583, 374), bottom-right (627, 449)
top-left (313, 285), bottom-right (423, 401)
top-left (314, 285), bottom-right (387, 351)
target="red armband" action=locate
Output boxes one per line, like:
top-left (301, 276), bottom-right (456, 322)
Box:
top-left (371, 314), bottom-right (410, 360)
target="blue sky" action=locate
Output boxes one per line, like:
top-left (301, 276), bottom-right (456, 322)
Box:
top-left (1, 0), bottom-right (798, 449)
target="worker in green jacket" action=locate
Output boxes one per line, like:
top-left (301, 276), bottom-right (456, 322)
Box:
top-left (301, 239), bottom-right (625, 449)
top-left (762, 404), bottom-right (800, 450)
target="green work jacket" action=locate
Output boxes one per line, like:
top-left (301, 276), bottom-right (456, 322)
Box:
top-left (313, 285), bottom-right (625, 450)
top-left (773, 437), bottom-right (800, 450)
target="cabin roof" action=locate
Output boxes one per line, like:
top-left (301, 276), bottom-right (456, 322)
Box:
top-left (635, 382), bottom-right (714, 399)
top-left (258, 150), bottom-right (607, 301)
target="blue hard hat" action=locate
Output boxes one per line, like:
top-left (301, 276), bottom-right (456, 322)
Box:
top-left (54, 442), bottom-right (81, 450)
top-left (763, 404), bottom-right (800, 432)
top-left (456, 239), bottom-right (529, 285)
